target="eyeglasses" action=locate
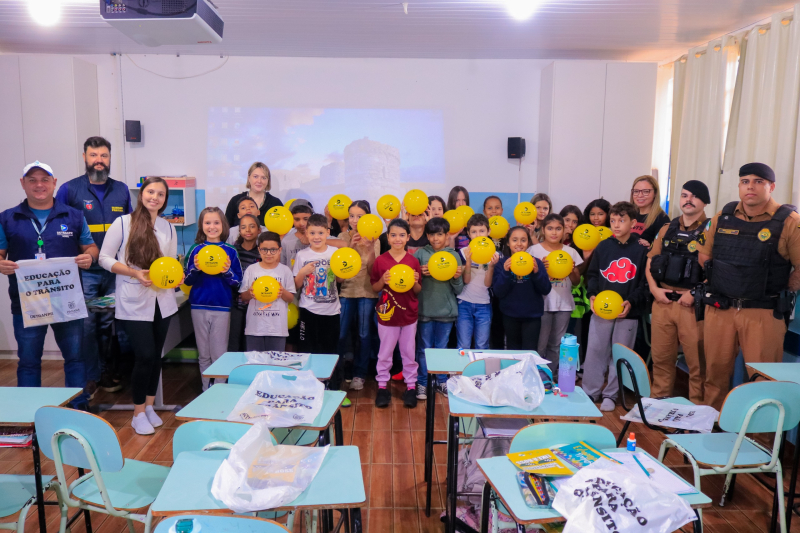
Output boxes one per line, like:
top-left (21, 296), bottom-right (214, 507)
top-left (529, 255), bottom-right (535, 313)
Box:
top-left (631, 189), bottom-right (654, 196)
top-left (258, 248), bottom-right (280, 255)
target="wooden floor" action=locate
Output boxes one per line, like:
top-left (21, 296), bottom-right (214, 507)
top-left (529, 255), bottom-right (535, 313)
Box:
top-left (2, 358), bottom-right (799, 533)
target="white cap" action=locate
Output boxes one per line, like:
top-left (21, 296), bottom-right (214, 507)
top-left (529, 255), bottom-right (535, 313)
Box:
top-left (23, 161), bottom-right (54, 177)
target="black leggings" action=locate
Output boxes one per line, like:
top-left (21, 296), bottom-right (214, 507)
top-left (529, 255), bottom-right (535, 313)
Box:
top-left (119, 302), bottom-right (172, 405)
top-left (502, 316), bottom-right (541, 351)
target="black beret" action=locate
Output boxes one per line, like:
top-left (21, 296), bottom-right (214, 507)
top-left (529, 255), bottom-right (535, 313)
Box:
top-left (681, 180), bottom-right (710, 204)
top-left (739, 162), bottom-right (775, 183)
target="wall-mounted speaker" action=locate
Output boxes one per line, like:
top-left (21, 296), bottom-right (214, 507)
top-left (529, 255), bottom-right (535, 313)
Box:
top-left (125, 120), bottom-right (141, 142)
top-left (508, 137), bottom-right (526, 159)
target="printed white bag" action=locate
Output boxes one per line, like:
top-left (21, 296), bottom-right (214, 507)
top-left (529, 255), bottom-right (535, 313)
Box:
top-left (243, 351), bottom-right (310, 368)
top-left (446, 354), bottom-right (545, 410)
top-left (211, 422), bottom-right (328, 513)
top-left (552, 460), bottom-right (696, 533)
top-left (15, 257), bottom-right (88, 328)
top-left (227, 370), bottom-right (324, 427)
top-left (621, 398), bottom-right (719, 433)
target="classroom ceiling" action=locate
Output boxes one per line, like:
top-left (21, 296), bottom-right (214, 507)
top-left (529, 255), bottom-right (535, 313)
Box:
top-left (0, 0), bottom-right (795, 62)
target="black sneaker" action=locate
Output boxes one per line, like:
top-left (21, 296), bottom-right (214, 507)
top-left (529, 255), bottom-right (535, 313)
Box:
top-left (98, 373), bottom-right (123, 393)
top-left (375, 388), bottom-right (391, 408)
top-left (403, 388), bottom-right (418, 408)
top-left (436, 381), bottom-right (448, 395)
top-left (84, 380), bottom-right (98, 401)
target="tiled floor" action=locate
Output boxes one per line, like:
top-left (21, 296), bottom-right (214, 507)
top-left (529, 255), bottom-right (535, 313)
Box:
top-left (1, 358), bottom-right (799, 532)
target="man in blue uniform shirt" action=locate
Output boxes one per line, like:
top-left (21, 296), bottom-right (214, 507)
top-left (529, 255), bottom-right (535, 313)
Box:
top-left (56, 137), bottom-right (132, 397)
top-left (0, 161), bottom-right (98, 408)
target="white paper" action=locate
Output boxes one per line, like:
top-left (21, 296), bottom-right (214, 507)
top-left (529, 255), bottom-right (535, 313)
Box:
top-left (621, 398), bottom-right (719, 433)
top-left (16, 257), bottom-right (88, 327)
top-left (469, 351), bottom-right (551, 366)
top-left (606, 452), bottom-right (697, 495)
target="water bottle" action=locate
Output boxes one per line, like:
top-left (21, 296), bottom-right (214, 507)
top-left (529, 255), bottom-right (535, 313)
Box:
top-left (558, 334), bottom-right (579, 393)
top-left (627, 432), bottom-right (637, 452)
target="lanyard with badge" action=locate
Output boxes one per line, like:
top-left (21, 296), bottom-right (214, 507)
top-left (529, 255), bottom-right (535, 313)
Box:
top-left (32, 219), bottom-right (47, 260)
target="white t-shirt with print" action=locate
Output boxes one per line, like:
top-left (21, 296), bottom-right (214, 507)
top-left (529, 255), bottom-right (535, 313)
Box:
top-left (240, 263), bottom-right (296, 337)
top-left (457, 251), bottom-right (491, 305)
top-left (292, 246), bottom-right (341, 315)
top-left (528, 244), bottom-right (584, 312)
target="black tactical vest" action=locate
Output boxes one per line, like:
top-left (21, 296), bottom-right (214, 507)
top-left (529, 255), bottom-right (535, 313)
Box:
top-left (708, 201), bottom-right (792, 300)
top-left (649, 217), bottom-right (704, 289)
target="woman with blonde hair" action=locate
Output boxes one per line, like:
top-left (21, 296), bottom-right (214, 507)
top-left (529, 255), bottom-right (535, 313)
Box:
top-left (224, 162), bottom-right (283, 227)
top-left (629, 175), bottom-right (669, 247)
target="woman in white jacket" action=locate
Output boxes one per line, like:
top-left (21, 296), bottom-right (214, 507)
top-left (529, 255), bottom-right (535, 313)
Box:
top-left (99, 177), bottom-right (180, 435)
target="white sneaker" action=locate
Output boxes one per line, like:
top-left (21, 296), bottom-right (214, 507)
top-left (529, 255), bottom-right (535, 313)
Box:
top-left (145, 406), bottom-right (163, 428)
top-left (416, 383), bottom-right (427, 400)
top-left (131, 413), bottom-right (155, 435)
top-left (600, 398), bottom-right (616, 412)
top-left (350, 377), bottom-right (365, 391)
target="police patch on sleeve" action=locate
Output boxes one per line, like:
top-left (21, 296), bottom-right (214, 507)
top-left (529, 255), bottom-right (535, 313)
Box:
top-left (758, 228), bottom-right (771, 241)
top-left (687, 240), bottom-right (697, 252)
top-left (697, 232), bottom-right (706, 246)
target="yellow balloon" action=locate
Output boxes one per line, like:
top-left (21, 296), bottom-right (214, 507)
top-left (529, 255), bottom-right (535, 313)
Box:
top-left (573, 224), bottom-right (601, 251)
top-left (377, 194), bottom-right (401, 219)
top-left (328, 194), bottom-right (352, 220)
top-left (284, 199), bottom-right (296, 210)
top-left (510, 251), bottom-right (535, 277)
top-left (197, 245), bottom-right (226, 275)
top-left (179, 284), bottom-right (191, 295)
top-left (469, 237), bottom-right (496, 264)
top-left (593, 290), bottom-right (624, 320)
top-left (489, 216), bottom-right (510, 239)
top-left (388, 264), bottom-right (415, 293)
top-left (514, 202), bottom-right (537, 225)
top-left (404, 189), bottom-right (428, 216)
top-left (252, 275), bottom-right (281, 303)
top-left (149, 257), bottom-right (183, 289)
top-left (455, 205), bottom-right (475, 223)
top-left (264, 206), bottom-right (293, 235)
top-left (545, 250), bottom-right (574, 279)
top-left (443, 210), bottom-right (465, 234)
top-left (330, 247), bottom-right (362, 279)
top-left (428, 251), bottom-right (458, 281)
top-left (357, 214), bottom-right (383, 240)
top-left (597, 226), bottom-right (612, 241)
top-left (287, 302), bottom-right (299, 329)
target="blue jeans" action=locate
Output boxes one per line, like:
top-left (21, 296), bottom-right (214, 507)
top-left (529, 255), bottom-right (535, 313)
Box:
top-left (81, 269), bottom-right (129, 382)
top-left (338, 297), bottom-right (378, 379)
top-left (456, 300), bottom-right (492, 350)
top-left (13, 315), bottom-right (88, 406)
top-left (417, 320), bottom-right (454, 386)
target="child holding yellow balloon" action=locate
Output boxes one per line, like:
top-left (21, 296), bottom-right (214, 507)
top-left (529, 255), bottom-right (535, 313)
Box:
top-left (370, 218), bottom-right (423, 409)
top-left (226, 197), bottom-right (266, 245)
top-left (239, 232), bottom-right (296, 351)
top-left (491, 226), bottom-right (551, 350)
top-left (529, 214), bottom-right (583, 374)
top-left (428, 195), bottom-right (446, 218)
top-left (457, 215), bottom-right (499, 351)
top-left (184, 207), bottom-right (244, 390)
top-left (228, 214), bottom-right (263, 352)
top-left (447, 186), bottom-right (471, 250)
top-left (583, 202), bottom-right (649, 412)
top-left (414, 217), bottom-right (464, 396)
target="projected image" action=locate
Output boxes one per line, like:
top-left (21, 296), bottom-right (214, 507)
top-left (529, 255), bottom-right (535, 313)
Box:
top-left (206, 107), bottom-right (445, 213)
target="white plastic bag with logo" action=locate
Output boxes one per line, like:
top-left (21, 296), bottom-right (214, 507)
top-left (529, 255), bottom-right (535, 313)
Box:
top-left (227, 370), bottom-right (324, 427)
top-left (15, 257), bottom-right (88, 327)
top-left (446, 354), bottom-right (545, 410)
top-left (243, 351), bottom-right (310, 368)
top-left (552, 460), bottom-right (696, 533)
top-left (211, 421), bottom-right (329, 512)
top-left (621, 398), bottom-right (719, 433)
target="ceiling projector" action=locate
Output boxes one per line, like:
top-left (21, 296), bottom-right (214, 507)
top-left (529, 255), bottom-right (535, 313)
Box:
top-left (100, 0), bottom-right (223, 47)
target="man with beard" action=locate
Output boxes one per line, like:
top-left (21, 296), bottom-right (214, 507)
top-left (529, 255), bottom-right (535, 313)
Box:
top-left (645, 181), bottom-right (709, 404)
top-left (56, 136), bottom-right (132, 398)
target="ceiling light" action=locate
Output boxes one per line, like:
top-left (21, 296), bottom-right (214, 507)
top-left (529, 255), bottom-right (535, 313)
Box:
top-left (504, 0), bottom-right (540, 21)
top-left (28, 0), bottom-right (61, 26)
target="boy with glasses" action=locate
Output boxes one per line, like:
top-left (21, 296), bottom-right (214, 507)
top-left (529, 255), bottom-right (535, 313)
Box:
top-left (239, 231), bottom-right (297, 351)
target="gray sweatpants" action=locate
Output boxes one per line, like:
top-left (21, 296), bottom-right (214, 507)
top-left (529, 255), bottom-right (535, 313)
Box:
top-left (192, 309), bottom-right (231, 390)
top-left (581, 313), bottom-right (638, 402)
top-left (537, 311), bottom-right (572, 376)
top-left (245, 335), bottom-right (287, 352)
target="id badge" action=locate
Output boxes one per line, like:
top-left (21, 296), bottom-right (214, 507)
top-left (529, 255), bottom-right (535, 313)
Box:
top-left (35, 253), bottom-right (46, 260)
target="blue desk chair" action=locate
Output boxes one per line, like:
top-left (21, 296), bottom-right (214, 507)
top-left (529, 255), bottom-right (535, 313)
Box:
top-left (1, 475), bottom-right (63, 533)
top-left (658, 381), bottom-right (800, 533)
top-left (228, 364), bottom-right (294, 386)
top-left (613, 343), bottom-right (697, 446)
top-left (34, 406), bottom-right (170, 533)
top-left (172, 420), bottom-right (270, 458)
top-left (480, 422), bottom-right (616, 533)
top-left (154, 515), bottom-right (290, 532)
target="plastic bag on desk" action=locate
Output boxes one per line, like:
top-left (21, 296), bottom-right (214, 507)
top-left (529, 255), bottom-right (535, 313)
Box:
top-left (552, 460), bottom-right (696, 533)
top-left (621, 398), bottom-right (719, 433)
top-left (211, 422), bottom-right (329, 513)
top-left (446, 354), bottom-right (545, 409)
top-left (244, 351), bottom-right (310, 368)
top-left (227, 369), bottom-right (324, 427)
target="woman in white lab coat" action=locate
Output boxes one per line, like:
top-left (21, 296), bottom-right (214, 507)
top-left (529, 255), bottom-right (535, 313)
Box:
top-left (99, 177), bottom-right (180, 435)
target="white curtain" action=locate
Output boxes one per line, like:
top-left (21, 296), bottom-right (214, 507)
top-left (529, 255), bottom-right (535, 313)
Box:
top-left (651, 63), bottom-right (674, 209)
top-left (670, 36), bottom-right (740, 216)
top-left (720, 6), bottom-right (800, 209)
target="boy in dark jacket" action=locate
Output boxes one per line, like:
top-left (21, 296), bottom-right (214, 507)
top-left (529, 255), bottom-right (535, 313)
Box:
top-left (583, 202), bottom-right (649, 411)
